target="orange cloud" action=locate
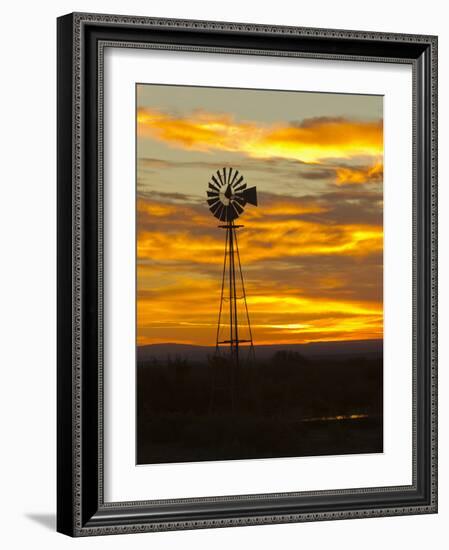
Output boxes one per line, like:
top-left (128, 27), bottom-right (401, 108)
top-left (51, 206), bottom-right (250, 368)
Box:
top-left (137, 108), bottom-right (383, 163)
top-left (136, 193), bottom-right (383, 346)
top-left (136, 265), bottom-right (383, 346)
top-left (250, 202), bottom-right (330, 217)
top-left (335, 162), bottom-right (383, 185)
top-left (137, 219), bottom-right (382, 265)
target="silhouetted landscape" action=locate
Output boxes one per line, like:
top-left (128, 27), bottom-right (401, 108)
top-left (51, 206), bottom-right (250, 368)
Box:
top-left (137, 339), bottom-right (383, 464)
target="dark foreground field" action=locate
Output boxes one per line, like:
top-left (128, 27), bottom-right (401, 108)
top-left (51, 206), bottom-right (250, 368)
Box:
top-left (137, 342), bottom-right (383, 464)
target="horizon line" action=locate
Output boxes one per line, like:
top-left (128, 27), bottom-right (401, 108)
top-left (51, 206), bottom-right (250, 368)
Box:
top-left (137, 338), bottom-right (383, 348)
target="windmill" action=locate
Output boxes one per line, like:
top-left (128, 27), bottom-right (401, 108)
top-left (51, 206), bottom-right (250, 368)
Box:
top-left (207, 167), bottom-right (258, 366)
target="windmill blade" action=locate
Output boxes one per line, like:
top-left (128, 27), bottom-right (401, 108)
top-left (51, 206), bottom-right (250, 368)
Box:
top-left (229, 202), bottom-right (241, 219)
top-left (223, 167), bottom-right (228, 185)
top-left (210, 201), bottom-right (222, 217)
top-left (219, 205), bottom-right (229, 221)
top-left (228, 167), bottom-right (233, 185)
top-left (241, 186), bottom-right (258, 206)
top-left (217, 203), bottom-right (227, 220)
top-left (207, 190), bottom-right (219, 198)
top-left (230, 169), bottom-right (239, 186)
top-left (233, 177), bottom-right (246, 192)
top-left (233, 189), bottom-right (247, 200)
top-left (211, 176), bottom-right (221, 189)
top-left (207, 198), bottom-right (220, 207)
top-left (233, 194), bottom-right (246, 207)
top-left (234, 184), bottom-right (247, 194)
top-left (227, 206), bottom-right (236, 222)
top-left (228, 208), bottom-right (238, 221)
top-left (216, 170), bottom-right (224, 186)
top-left (229, 204), bottom-right (240, 221)
top-left (231, 200), bottom-right (244, 215)
top-left (234, 188), bottom-right (247, 199)
top-left (209, 183), bottom-right (220, 194)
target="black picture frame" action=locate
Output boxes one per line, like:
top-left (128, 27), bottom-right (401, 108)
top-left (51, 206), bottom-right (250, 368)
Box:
top-left (57, 12), bottom-right (438, 536)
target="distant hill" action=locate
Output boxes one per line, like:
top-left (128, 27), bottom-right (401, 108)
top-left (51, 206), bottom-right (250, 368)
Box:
top-left (137, 339), bottom-right (382, 364)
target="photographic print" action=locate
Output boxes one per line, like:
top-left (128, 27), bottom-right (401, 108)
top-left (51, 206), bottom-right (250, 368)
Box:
top-left (57, 15), bottom-right (437, 534)
top-left (136, 84), bottom-right (384, 465)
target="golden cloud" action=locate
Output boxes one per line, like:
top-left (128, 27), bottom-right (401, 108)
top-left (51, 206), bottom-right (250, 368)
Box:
top-left (137, 219), bottom-right (382, 265)
top-left (137, 108), bottom-right (383, 163)
top-left (335, 162), bottom-right (383, 185)
top-left (136, 266), bottom-right (383, 346)
top-left (136, 193), bottom-right (383, 345)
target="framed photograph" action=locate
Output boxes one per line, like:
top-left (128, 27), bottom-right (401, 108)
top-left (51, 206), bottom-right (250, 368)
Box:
top-left (57, 12), bottom-right (438, 536)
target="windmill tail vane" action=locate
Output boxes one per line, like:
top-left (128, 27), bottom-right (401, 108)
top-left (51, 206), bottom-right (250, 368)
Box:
top-left (206, 167), bottom-right (257, 366)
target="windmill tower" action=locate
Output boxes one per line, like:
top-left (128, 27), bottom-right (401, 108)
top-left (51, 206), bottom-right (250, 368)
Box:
top-left (206, 167), bottom-right (258, 367)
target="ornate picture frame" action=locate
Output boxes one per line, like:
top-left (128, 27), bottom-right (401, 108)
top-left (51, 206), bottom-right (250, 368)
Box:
top-left (57, 12), bottom-right (437, 536)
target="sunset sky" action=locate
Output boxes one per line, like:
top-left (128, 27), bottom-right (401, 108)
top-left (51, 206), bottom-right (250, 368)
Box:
top-left (136, 84), bottom-right (383, 346)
